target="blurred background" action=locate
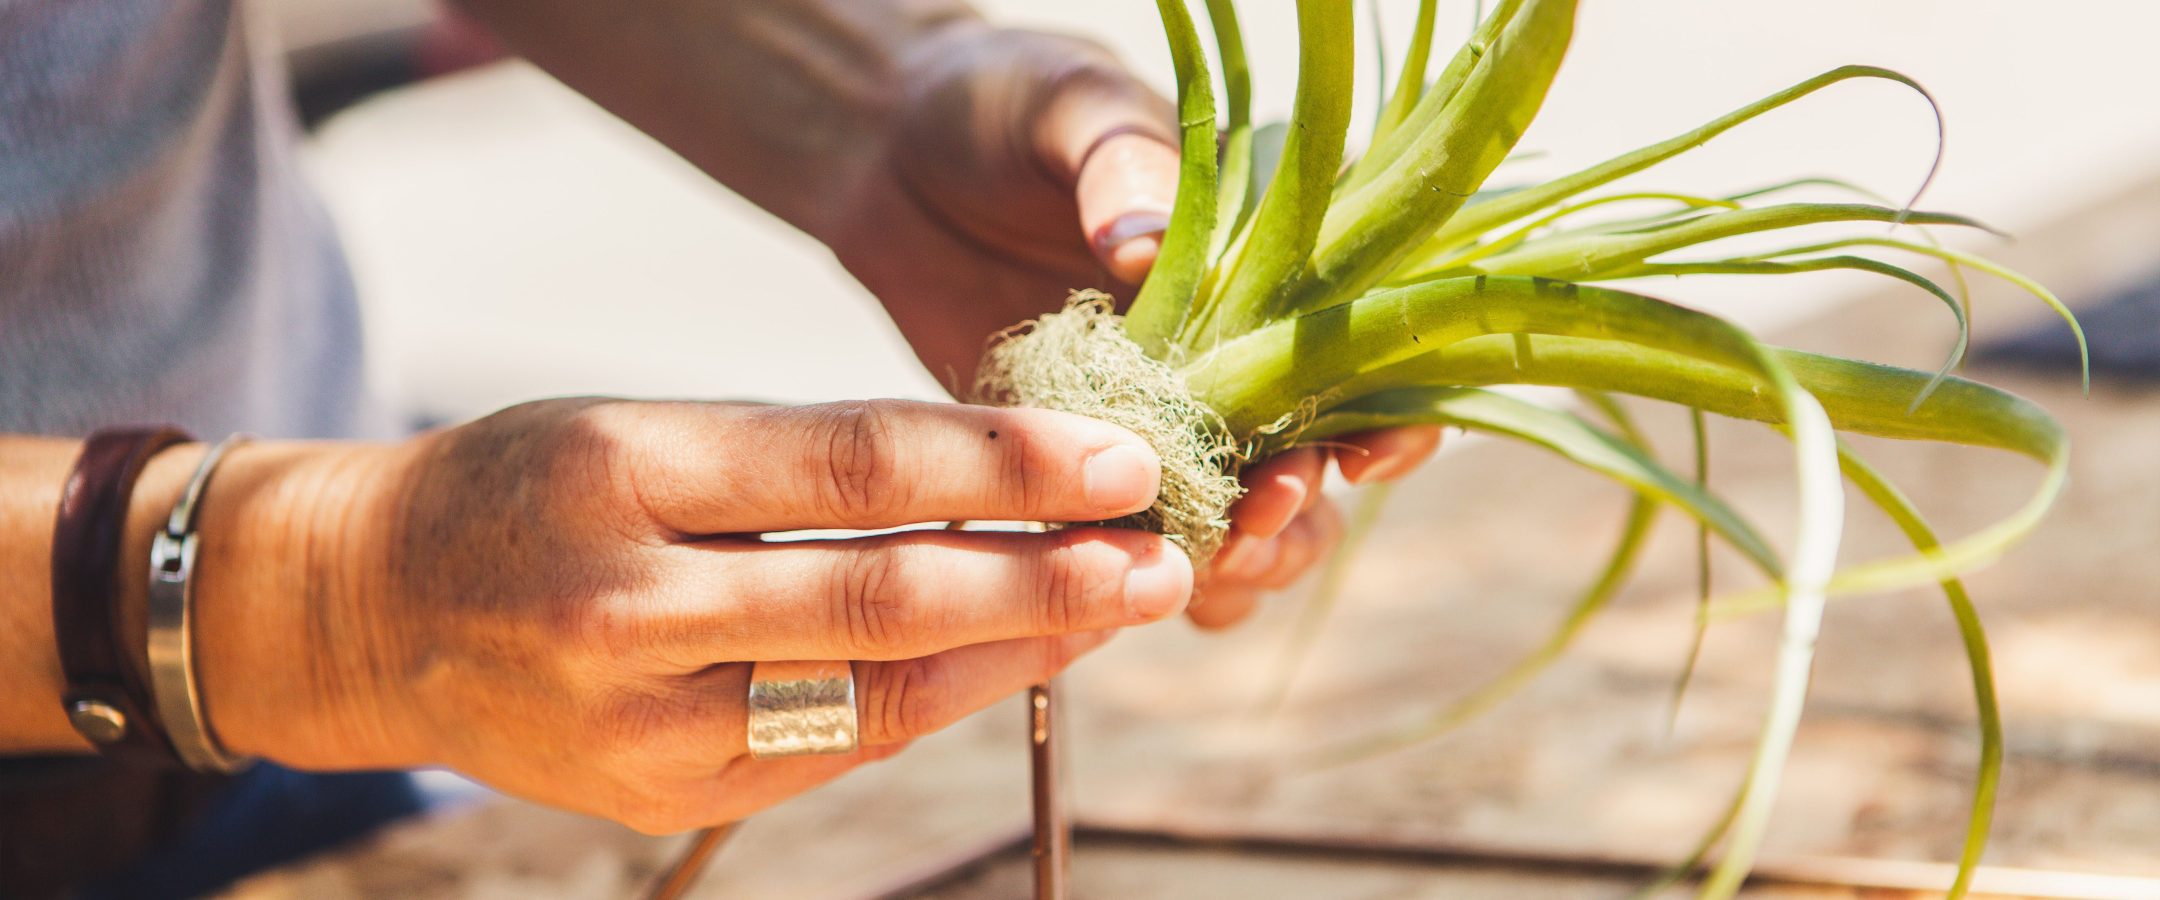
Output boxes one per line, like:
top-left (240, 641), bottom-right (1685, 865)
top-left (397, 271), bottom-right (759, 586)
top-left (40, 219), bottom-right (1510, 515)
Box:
top-left (233, 1), bottom-right (2160, 896)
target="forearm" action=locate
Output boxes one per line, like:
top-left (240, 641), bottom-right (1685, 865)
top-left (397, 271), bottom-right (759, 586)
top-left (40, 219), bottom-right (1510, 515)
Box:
top-left (0, 436), bottom-right (409, 768)
top-left (0, 437), bottom-right (100, 752)
top-left (451, 0), bottom-right (977, 246)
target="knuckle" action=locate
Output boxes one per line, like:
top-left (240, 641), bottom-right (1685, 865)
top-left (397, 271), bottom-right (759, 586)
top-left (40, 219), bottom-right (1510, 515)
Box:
top-left (996, 421), bottom-right (1044, 516)
top-left (558, 401), bottom-right (675, 540)
top-left (569, 602), bottom-right (644, 664)
top-left (835, 548), bottom-right (913, 658)
top-left (556, 404), bottom-right (641, 483)
top-left (1037, 535), bottom-right (1115, 633)
top-left (810, 400), bottom-right (907, 524)
top-left (1031, 34), bottom-right (1142, 102)
top-left (586, 684), bottom-right (676, 758)
top-left (868, 658), bottom-right (948, 744)
top-left (1029, 29), bottom-right (1120, 68)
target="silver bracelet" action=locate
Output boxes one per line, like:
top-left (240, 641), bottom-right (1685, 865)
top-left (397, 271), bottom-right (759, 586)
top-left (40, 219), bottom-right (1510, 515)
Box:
top-left (147, 433), bottom-right (256, 773)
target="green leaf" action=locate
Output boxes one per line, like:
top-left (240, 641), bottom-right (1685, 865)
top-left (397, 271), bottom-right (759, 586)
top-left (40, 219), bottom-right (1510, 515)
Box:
top-left (1369, 0), bottom-right (1442, 152)
top-left (1190, 0), bottom-right (1357, 344)
top-left (1125, 0), bottom-right (1223, 354)
top-left (1284, 0), bottom-right (1578, 318)
top-left (1258, 482), bottom-right (1396, 715)
top-left (1594, 254), bottom-right (1969, 410)
top-left (1655, 441), bottom-right (2007, 900)
top-left (1340, 0), bottom-right (1528, 192)
top-left (1191, 277), bottom-right (1821, 442)
top-left (1243, 122), bottom-right (1291, 223)
top-left (1738, 236), bottom-right (2090, 392)
top-left (1834, 442), bottom-right (2001, 899)
top-left (1302, 386), bottom-right (1839, 898)
top-left (1571, 177), bottom-right (1980, 325)
top-left (1412, 66), bottom-right (1946, 264)
top-left (1395, 202), bottom-right (1990, 284)
top-left (1341, 331), bottom-right (2068, 604)
top-left (1204, 272), bottom-right (2093, 892)
top-left (1198, 120), bottom-right (1288, 317)
top-left (1202, 0), bottom-right (1253, 265)
top-left (1309, 387), bottom-right (1777, 575)
top-left (1637, 791), bottom-right (1743, 898)
top-left (1305, 480), bottom-right (1660, 765)
top-left (1349, 331), bottom-right (2064, 456)
top-left (1670, 405), bottom-right (1713, 728)
top-left (1426, 190), bottom-right (1744, 271)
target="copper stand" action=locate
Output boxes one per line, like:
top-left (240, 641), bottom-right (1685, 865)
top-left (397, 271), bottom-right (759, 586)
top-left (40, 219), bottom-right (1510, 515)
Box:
top-left (643, 821), bottom-right (739, 900)
top-left (1028, 681), bottom-right (1069, 900)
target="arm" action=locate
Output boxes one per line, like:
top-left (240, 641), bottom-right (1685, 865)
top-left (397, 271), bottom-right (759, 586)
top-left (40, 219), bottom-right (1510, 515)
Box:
top-left (450, 0), bottom-right (1178, 385)
top-left (446, 0), bottom-right (970, 250)
top-left (0, 437), bottom-right (106, 753)
top-left (0, 400), bottom-right (1194, 831)
top-left (0, 436), bottom-right (410, 760)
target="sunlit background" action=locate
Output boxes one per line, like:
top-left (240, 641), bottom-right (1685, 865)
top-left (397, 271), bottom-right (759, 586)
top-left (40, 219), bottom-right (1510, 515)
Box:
top-left (291, 1), bottom-right (2160, 420)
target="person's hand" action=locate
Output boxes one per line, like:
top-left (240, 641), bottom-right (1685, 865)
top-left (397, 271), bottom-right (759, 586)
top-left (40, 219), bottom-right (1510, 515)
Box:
top-left (826, 24), bottom-right (1445, 625)
top-left (192, 398), bottom-right (1192, 833)
top-left (825, 24), bottom-right (1178, 387)
top-left (1185, 428), bottom-right (1442, 629)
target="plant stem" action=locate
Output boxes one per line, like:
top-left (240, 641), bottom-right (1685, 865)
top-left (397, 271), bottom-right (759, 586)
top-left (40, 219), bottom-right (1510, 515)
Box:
top-left (1124, 0), bottom-right (1221, 353)
top-left (1281, 0), bottom-right (1576, 318)
top-left (1370, 0), bottom-right (1441, 150)
top-left (1202, 0), bottom-right (1253, 264)
top-left (1185, 0), bottom-right (1355, 347)
top-left (1189, 276), bottom-right (1770, 437)
top-left (1340, 0), bottom-right (1527, 193)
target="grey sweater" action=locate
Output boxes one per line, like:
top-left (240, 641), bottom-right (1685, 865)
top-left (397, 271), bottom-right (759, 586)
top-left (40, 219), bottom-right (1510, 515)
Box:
top-left (0, 0), bottom-right (379, 440)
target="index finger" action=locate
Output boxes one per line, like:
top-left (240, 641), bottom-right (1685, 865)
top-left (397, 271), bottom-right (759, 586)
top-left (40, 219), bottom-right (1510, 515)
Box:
top-left (618, 399), bottom-right (1163, 534)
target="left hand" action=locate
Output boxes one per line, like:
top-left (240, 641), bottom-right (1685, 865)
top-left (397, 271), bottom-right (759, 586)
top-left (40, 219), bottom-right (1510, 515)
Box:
top-left (823, 23), bottom-right (1444, 626)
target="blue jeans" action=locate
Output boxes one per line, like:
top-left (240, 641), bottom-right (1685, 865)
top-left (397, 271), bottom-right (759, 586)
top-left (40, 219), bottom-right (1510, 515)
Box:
top-left (75, 764), bottom-right (431, 900)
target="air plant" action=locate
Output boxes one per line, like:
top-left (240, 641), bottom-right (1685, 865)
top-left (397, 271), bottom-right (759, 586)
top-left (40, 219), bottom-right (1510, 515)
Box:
top-left (970, 1), bottom-right (2080, 897)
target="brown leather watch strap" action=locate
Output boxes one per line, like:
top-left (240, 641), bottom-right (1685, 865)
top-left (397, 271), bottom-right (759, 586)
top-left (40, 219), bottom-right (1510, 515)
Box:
top-left (52, 427), bottom-right (191, 767)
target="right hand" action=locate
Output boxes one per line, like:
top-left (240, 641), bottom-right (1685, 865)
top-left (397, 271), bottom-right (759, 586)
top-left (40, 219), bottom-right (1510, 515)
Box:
top-left (193, 398), bottom-right (1191, 833)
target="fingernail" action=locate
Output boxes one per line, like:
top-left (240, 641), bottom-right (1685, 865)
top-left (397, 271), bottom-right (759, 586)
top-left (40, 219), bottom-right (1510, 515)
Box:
top-left (1123, 543), bottom-right (1193, 620)
top-left (1092, 210), bottom-right (1169, 256)
top-left (1349, 453), bottom-right (1412, 485)
top-left (1084, 444), bottom-right (1158, 512)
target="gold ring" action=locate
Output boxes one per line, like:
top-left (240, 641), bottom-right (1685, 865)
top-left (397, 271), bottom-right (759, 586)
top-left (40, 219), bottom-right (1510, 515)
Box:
top-left (746, 660), bottom-right (859, 759)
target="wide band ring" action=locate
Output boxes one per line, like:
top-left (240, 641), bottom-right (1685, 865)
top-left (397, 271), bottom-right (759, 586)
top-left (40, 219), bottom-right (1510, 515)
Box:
top-left (746, 660), bottom-right (859, 759)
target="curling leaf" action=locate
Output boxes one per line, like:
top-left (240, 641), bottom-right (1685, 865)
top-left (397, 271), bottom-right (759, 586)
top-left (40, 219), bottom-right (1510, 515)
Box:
top-left (1417, 66), bottom-right (1947, 264)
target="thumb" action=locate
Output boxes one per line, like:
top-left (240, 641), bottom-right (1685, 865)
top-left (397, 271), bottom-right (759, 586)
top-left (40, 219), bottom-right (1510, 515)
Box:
top-left (1034, 68), bottom-right (1182, 285)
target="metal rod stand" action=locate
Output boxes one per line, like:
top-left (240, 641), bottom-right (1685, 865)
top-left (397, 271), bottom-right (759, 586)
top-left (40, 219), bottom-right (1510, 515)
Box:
top-left (1029, 681), bottom-right (1069, 900)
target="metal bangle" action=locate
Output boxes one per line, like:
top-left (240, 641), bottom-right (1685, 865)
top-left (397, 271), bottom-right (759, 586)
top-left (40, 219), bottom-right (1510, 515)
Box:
top-left (146, 434), bottom-right (257, 773)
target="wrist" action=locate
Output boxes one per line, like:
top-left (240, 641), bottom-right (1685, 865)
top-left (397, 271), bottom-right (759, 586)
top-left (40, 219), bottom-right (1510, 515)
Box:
top-left (173, 440), bottom-right (421, 770)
